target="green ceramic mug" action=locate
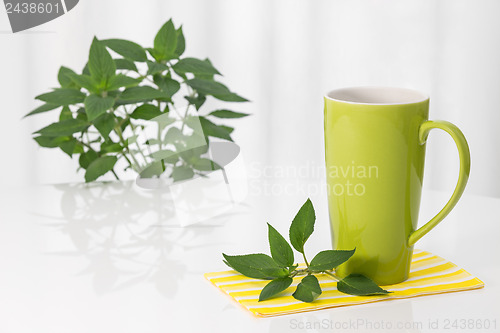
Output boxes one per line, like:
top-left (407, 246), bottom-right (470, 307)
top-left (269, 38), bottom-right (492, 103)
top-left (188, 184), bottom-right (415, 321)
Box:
top-left (324, 87), bottom-right (470, 285)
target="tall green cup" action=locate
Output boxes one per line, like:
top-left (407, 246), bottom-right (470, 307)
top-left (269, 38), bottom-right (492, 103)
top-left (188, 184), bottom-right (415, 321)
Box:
top-left (324, 87), bottom-right (470, 285)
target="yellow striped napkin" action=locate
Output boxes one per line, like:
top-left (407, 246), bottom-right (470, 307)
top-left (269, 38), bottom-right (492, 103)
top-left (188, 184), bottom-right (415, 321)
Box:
top-left (205, 249), bottom-right (484, 317)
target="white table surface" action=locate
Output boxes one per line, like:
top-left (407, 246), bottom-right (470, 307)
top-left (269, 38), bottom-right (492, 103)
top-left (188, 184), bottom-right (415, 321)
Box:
top-left (0, 180), bottom-right (498, 333)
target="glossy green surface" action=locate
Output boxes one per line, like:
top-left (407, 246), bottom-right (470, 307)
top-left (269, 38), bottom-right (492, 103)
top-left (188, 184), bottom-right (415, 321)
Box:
top-left (324, 91), bottom-right (470, 285)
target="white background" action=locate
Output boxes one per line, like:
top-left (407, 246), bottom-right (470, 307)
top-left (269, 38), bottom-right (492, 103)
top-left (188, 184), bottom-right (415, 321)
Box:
top-left (1, 0), bottom-right (499, 198)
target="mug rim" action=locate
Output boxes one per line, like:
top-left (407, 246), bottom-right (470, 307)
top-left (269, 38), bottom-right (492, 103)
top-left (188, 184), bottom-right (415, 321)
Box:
top-left (325, 86), bottom-right (430, 106)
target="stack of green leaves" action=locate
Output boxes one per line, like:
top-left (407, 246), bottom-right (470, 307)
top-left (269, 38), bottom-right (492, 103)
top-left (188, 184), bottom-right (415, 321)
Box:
top-left (223, 199), bottom-right (390, 302)
top-left (26, 19), bottom-right (249, 183)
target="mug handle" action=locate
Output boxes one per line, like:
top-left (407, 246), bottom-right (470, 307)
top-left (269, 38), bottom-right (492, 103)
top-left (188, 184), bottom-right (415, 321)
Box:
top-left (408, 120), bottom-right (471, 246)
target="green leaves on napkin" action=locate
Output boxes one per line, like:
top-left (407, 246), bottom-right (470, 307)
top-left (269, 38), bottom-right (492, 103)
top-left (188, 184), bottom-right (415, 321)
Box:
top-left (223, 198), bottom-right (390, 303)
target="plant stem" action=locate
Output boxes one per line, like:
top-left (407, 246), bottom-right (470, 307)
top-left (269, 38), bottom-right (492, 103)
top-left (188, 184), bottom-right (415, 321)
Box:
top-left (118, 114), bottom-right (130, 127)
top-left (129, 120), bottom-right (148, 163)
top-left (111, 169), bottom-right (119, 180)
top-left (179, 103), bottom-right (192, 133)
top-left (324, 270), bottom-right (340, 281)
top-left (120, 153), bottom-right (134, 170)
top-left (302, 252), bottom-right (310, 267)
top-left (114, 124), bottom-right (141, 171)
top-left (157, 120), bottom-right (162, 150)
top-left (85, 132), bottom-right (93, 151)
top-left (138, 74), bottom-right (155, 85)
top-left (290, 268), bottom-right (309, 278)
top-left (78, 140), bottom-right (94, 150)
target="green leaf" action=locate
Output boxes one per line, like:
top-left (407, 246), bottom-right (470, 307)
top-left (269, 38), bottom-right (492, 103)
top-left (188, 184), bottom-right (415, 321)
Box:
top-left (66, 73), bottom-right (98, 92)
top-left (147, 61), bottom-right (169, 75)
top-left (222, 253), bottom-right (289, 280)
top-left (186, 78), bottom-right (248, 102)
top-left (35, 119), bottom-right (89, 137)
top-left (84, 155), bottom-right (117, 182)
top-left (73, 143), bottom-right (84, 155)
top-left (59, 106), bottom-right (73, 121)
top-left (93, 113), bottom-right (116, 140)
top-left (154, 75), bottom-right (180, 97)
top-left (259, 277), bottom-right (293, 302)
top-left (195, 59), bottom-right (218, 80)
top-left (36, 89), bottom-right (86, 106)
top-left (107, 74), bottom-right (140, 90)
top-left (25, 103), bottom-right (60, 117)
top-left (185, 95), bottom-right (206, 110)
top-left (120, 117), bottom-right (130, 131)
top-left (139, 161), bottom-right (165, 178)
top-left (173, 57), bottom-right (220, 75)
top-left (309, 249), bottom-right (356, 272)
top-left (145, 138), bottom-right (160, 145)
top-left (58, 66), bottom-right (78, 88)
top-left (154, 114), bottom-right (176, 131)
top-left (292, 275), bottom-right (322, 303)
top-left (164, 126), bottom-right (183, 144)
top-left (222, 259), bottom-right (232, 269)
top-left (171, 165), bottom-right (194, 182)
top-left (289, 198), bottom-right (315, 253)
top-left (79, 150), bottom-right (98, 169)
top-left (213, 92), bottom-right (248, 102)
top-left (162, 78), bottom-right (181, 97)
top-left (199, 117), bottom-right (233, 141)
top-left (126, 134), bottom-right (138, 145)
top-left (185, 78), bottom-right (229, 95)
top-left (337, 274), bottom-right (390, 296)
top-left (150, 149), bottom-right (179, 164)
top-left (84, 94), bottom-right (115, 121)
top-left (209, 109), bottom-right (250, 118)
top-left (220, 125), bottom-right (234, 134)
top-left (153, 19), bottom-right (178, 61)
top-left (114, 58), bottom-right (138, 71)
top-left (76, 107), bottom-right (88, 121)
top-left (145, 48), bottom-right (161, 61)
top-left (175, 26), bottom-right (185, 57)
top-left (176, 144), bottom-right (196, 160)
top-left (101, 142), bottom-right (123, 153)
top-left (59, 138), bottom-right (77, 156)
top-left (176, 139), bottom-right (208, 162)
top-left (120, 86), bottom-right (166, 101)
top-left (103, 39), bottom-right (147, 62)
top-left (268, 223), bottom-right (295, 268)
top-left (130, 104), bottom-right (163, 120)
top-left (191, 158), bottom-right (221, 171)
top-left (88, 37), bottom-right (116, 85)
top-left (33, 135), bottom-right (70, 148)
top-left (82, 62), bottom-right (90, 76)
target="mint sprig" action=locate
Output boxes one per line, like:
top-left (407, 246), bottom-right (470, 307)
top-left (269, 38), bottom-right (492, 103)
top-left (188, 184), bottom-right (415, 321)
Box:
top-left (222, 198), bottom-right (390, 303)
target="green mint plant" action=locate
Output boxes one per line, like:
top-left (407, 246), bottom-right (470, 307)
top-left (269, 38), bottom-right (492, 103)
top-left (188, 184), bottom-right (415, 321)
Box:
top-left (25, 19), bottom-right (249, 183)
top-left (223, 199), bottom-right (390, 302)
